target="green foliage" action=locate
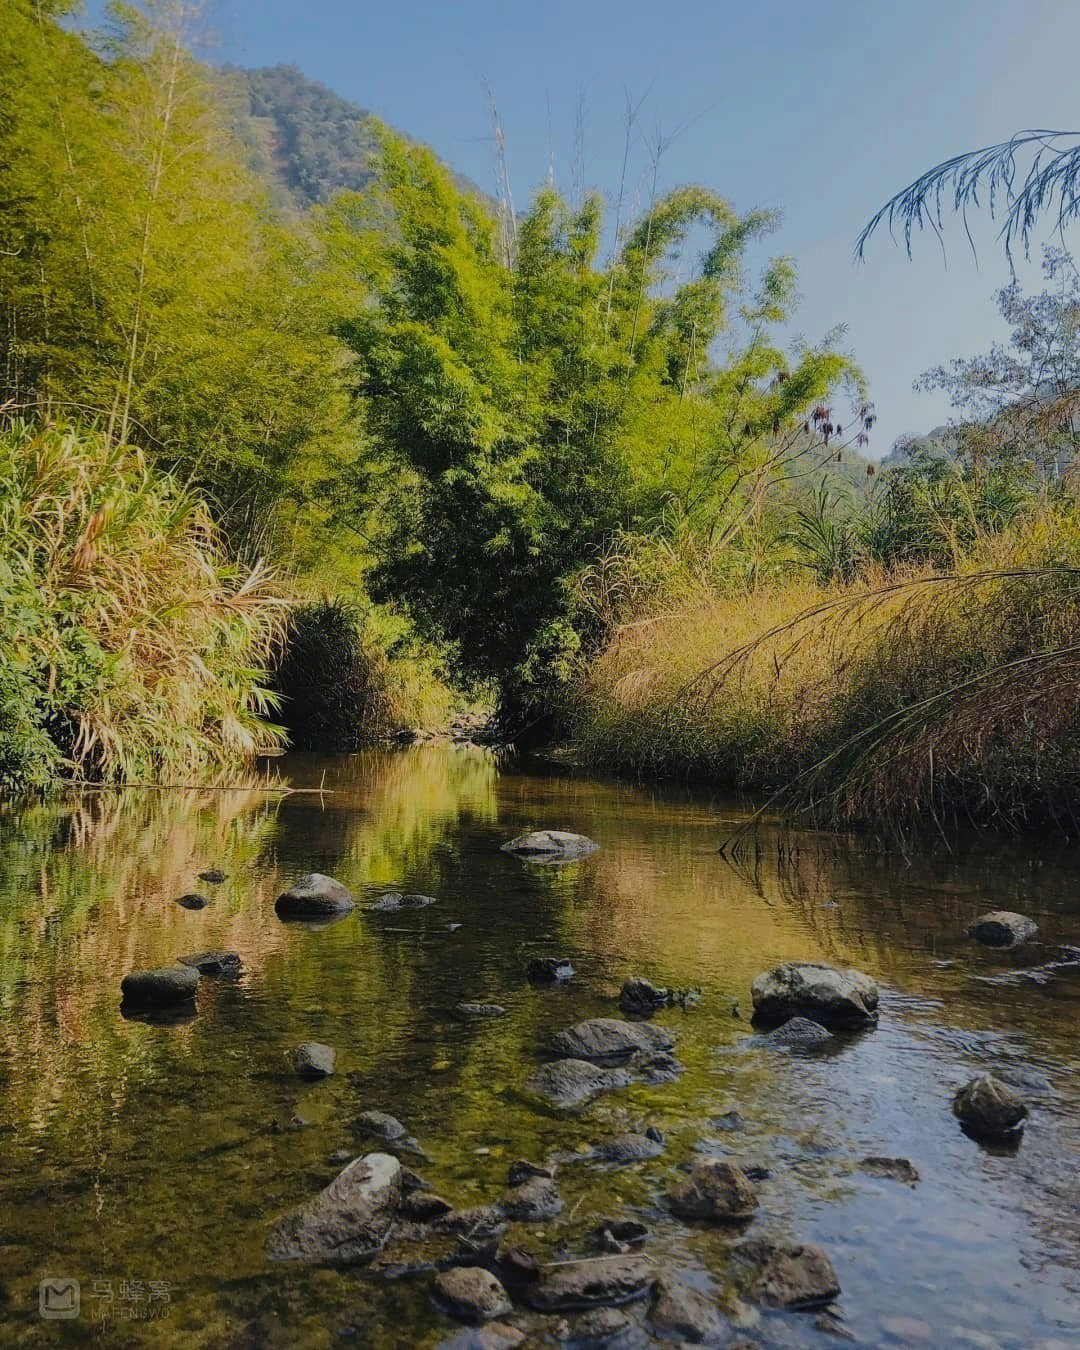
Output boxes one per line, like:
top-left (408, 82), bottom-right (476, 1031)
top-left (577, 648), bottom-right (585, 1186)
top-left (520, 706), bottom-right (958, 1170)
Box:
top-left (0, 420), bottom-right (289, 790)
top-left (272, 599), bottom-right (403, 749)
top-left (330, 139), bottom-right (854, 728)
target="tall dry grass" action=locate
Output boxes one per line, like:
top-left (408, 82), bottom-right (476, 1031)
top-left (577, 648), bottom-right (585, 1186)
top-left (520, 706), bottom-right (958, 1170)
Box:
top-left (0, 420), bottom-right (290, 789)
top-left (569, 507), bottom-right (1080, 834)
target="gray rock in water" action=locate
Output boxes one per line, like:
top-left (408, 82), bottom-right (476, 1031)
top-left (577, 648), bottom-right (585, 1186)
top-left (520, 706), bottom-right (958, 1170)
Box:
top-left (356, 1110), bottom-right (409, 1142)
top-left (500, 1175), bottom-right (564, 1221)
top-left (859, 1156), bottom-right (919, 1185)
top-left (953, 1074), bottom-right (1027, 1143)
top-left (527, 956), bottom-right (575, 984)
top-left (595, 1131), bottom-right (665, 1165)
top-left (400, 1190), bottom-right (454, 1221)
top-left (275, 873), bottom-right (355, 919)
top-left (455, 1002), bottom-right (507, 1019)
top-left (435, 1266), bottom-right (513, 1324)
top-left (265, 1152), bottom-right (401, 1264)
top-left (595, 1218), bottom-right (650, 1252)
top-left (650, 1278), bottom-right (727, 1343)
top-left (501, 830), bottom-right (599, 863)
top-left (733, 1238), bottom-right (840, 1309)
top-left (367, 892), bottom-right (437, 912)
top-left (527, 1254), bottom-right (655, 1311)
top-left (555, 1308), bottom-right (633, 1342)
top-left (758, 1016), bottom-right (834, 1049)
top-left (965, 911), bottom-right (1039, 948)
top-left (293, 1042), bottom-right (335, 1080)
top-left (176, 893), bottom-right (211, 910)
top-left (526, 1059), bottom-right (634, 1110)
top-left (552, 1018), bottom-right (675, 1064)
top-left (750, 962), bottom-right (878, 1030)
top-left (619, 976), bottom-right (669, 1015)
top-left (434, 1205), bottom-right (509, 1240)
top-left (177, 950), bottom-right (241, 976)
top-left (668, 1160), bottom-right (759, 1222)
top-left (507, 1159), bottom-right (556, 1187)
top-left (120, 965), bottom-right (199, 1009)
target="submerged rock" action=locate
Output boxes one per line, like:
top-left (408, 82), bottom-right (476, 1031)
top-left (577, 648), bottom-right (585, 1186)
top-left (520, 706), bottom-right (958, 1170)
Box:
top-left (401, 1190), bottom-right (454, 1222)
top-left (594, 1131), bottom-right (664, 1165)
top-left (367, 892), bottom-right (437, 912)
top-left (197, 867), bottom-right (226, 883)
top-left (527, 956), bottom-right (575, 984)
top-left (527, 1254), bottom-right (655, 1311)
top-left (965, 911), bottom-right (1038, 948)
top-left (265, 1152), bottom-right (401, 1264)
top-left (734, 1239), bottom-right (840, 1309)
top-left (595, 1218), bottom-right (650, 1252)
top-left (177, 950), bottom-right (241, 976)
top-left (120, 965), bottom-right (198, 1010)
top-left (434, 1205), bottom-right (508, 1240)
top-left (552, 1018), bottom-right (675, 1064)
top-left (750, 962), bottom-right (878, 1030)
top-left (758, 1016), bottom-right (834, 1049)
top-left (435, 1266), bottom-right (513, 1324)
top-left (354, 1110), bottom-right (425, 1155)
top-left (293, 1042), bottom-right (335, 1080)
top-left (455, 1002), bottom-right (507, 1019)
top-left (668, 1159), bottom-right (759, 1223)
top-left (274, 873), bottom-right (355, 919)
top-left (650, 1278), bottom-right (727, 1343)
top-left (953, 1074), bottom-right (1027, 1143)
top-left (500, 1175), bottom-right (564, 1221)
top-left (554, 1308), bottom-right (633, 1343)
top-left (859, 1156), bottom-right (919, 1185)
top-left (438, 1324), bottom-right (525, 1350)
top-left (175, 893), bottom-right (211, 910)
top-left (507, 1159), bottom-right (556, 1187)
top-left (502, 830), bottom-right (599, 863)
top-left (526, 1059), bottom-right (634, 1110)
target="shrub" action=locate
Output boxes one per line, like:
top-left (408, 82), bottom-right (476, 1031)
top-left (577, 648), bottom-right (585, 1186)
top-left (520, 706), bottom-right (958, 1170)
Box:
top-left (0, 420), bottom-right (289, 791)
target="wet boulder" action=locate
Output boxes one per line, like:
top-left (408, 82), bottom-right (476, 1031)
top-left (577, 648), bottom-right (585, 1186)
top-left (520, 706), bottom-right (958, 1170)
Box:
top-left (758, 1016), bottom-right (834, 1049)
top-left (500, 1175), bottom-right (564, 1221)
top-left (367, 892), bottom-right (437, 912)
top-left (120, 965), bottom-right (198, 1010)
top-left (527, 956), bottom-right (575, 984)
top-left (750, 962), bottom-right (878, 1030)
top-left (733, 1239), bottom-right (840, 1309)
top-left (551, 1018), bottom-right (675, 1064)
top-left (525, 1059), bottom-right (634, 1110)
top-left (435, 1266), bottom-right (513, 1324)
top-left (595, 1130), bottom-right (664, 1165)
top-left (501, 830), bottom-right (599, 863)
top-left (265, 1152), bottom-right (401, 1264)
top-left (178, 950), bottom-right (241, 976)
top-left (668, 1160), bottom-right (759, 1222)
top-left (527, 1254), bottom-right (655, 1311)
top-left (953, 1073), bottom-right (1027, 1143)
top-left (650, 1278), bottom-right (727, 1343)
top-left (293, 1042), bottom-right (335, 1080)
top-left (965, 911), bottom-right (1038, 948)
top-left (274, 873), bottom-right (355, 919)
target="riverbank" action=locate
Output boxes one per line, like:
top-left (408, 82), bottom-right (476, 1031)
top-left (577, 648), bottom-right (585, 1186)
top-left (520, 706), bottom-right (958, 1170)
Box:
top-left (565, 513), bottom-right (1080, 836)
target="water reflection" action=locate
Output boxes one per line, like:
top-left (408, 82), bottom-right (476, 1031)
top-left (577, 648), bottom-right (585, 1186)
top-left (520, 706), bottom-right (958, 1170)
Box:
top-left (0, 746), bottom-right (1078, 1347)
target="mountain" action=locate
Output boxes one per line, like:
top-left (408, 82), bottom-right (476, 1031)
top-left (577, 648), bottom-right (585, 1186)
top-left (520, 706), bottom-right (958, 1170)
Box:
top-left (221, 64), bottom-right (482, 214)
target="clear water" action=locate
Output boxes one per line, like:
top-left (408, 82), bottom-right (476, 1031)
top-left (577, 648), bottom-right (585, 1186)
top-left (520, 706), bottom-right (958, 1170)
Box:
top-left (1, 745), bottom-right (1079, 1348)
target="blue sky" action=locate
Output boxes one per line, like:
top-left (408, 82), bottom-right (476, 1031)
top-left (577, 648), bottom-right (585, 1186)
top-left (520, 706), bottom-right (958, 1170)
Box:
top-left (200, 0), bottom-right (1080, 454)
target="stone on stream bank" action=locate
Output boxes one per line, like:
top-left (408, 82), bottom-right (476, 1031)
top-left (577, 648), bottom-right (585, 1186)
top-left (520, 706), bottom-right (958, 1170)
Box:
top-left (551, 1018), bottom-right (675, 1063)
top-left (177, 950), bottom-right (240, 976)
top-left (501, 831), bottom-right (599, 863)
top-left (265, 1152), bottom-right (401, 1264)
top-left (120, 964), bottom-right (199, 1010)
top-left (965, 911), bottom-right (1039, 948)
top-left (435, 1267), bottom-right (513, 1324)
top-left (953, 1074), bottom-right (1028, 1143)
top-left (668, 1159), bottom-right (759, 1222)
top-left (293, 1042), bottom-right (335, 1079)
top-left (274, 873), bottom-right (355, 920)
top-left (733, 1239), bottom-right (841, 1309)
top-left (750, 962), bottom-right (878, 1030)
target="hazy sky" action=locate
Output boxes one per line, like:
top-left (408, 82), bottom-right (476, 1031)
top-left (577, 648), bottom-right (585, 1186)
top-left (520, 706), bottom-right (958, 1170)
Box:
top-left (200, 0), bottom-right (1080, 455)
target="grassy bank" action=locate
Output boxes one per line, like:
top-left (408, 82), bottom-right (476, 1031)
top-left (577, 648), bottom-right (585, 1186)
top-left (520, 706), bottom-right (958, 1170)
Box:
top-left (568, 508), bottom-right (1080, 834)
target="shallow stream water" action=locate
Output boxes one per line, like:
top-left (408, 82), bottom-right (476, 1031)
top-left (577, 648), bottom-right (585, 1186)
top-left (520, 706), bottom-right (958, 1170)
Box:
top-left (1, 745), bottom-right (1079, 1348)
